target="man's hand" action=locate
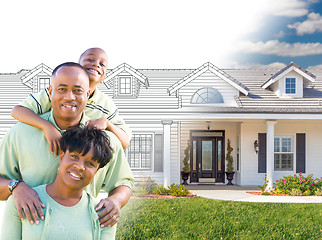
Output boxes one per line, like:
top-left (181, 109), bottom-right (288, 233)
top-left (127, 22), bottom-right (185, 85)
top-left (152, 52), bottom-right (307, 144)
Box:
top-left (95, 197), bottom-right (121, 227)
top-left (42, 123), bottom-right (62, 156)
top-left (12, 182), bottom-right (45, 225)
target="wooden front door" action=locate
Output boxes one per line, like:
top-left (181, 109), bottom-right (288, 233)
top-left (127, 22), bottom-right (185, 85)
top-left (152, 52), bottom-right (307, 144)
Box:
top-left (190, 130), bottom-right (225, 183)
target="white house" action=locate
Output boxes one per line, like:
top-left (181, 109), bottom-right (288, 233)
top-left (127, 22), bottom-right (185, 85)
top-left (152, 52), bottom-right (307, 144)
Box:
top-left (1, 62), bottom-right (322, 188)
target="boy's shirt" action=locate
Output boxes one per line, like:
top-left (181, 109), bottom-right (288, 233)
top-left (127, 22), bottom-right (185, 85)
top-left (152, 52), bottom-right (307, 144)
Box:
top-left (20, 88), bottom-right (132, 139)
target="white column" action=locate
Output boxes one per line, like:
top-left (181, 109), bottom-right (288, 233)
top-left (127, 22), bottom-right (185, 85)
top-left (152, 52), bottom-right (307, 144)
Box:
top-left (266, 121), bottom-right (277, 190)
top-left (162, 120), bottom-right (173, 188)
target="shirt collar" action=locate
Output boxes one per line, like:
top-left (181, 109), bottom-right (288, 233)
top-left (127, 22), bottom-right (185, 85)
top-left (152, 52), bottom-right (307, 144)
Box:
top-left (87, 88), bottom-right (100, 105)
top-left (48, 110), bottom-right (88, 134)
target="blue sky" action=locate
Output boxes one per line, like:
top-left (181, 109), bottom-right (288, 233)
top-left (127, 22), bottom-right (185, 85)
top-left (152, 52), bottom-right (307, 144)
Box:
top-left (231, 0), bottom-right (322, 69)
top-left (0, 0), bottom-right (321, 71)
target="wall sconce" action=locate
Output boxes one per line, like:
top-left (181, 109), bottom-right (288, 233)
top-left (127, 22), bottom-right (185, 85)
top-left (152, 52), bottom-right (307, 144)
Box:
top-left (206, 121), bottom-right (211, 130)
top-left (254, 140), bottom-right (259, 154)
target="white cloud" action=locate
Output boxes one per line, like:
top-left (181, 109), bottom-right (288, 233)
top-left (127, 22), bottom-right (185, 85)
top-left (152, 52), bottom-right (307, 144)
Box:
top-left (308, 64), bottom-right (322, 69)
top-left (263, 0), bottom-right (308, 17)
top-left (288, 12), bottom-right (322, 35)
top-left (274, 30), bottom-right (286, 38)
top-left (234, 40), bottom-right (322, 57)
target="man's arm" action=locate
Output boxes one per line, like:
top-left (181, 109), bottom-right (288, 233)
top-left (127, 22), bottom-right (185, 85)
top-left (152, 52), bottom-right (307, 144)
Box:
top-left (0, 176), bottom-right (45, 224)
top-left (95, 186), bottom-right (132, 227)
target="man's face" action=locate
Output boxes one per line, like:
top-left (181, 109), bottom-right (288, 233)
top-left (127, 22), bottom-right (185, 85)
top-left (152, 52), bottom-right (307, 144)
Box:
top-left (48, 66), bottom-right (90, 124)
top-left (79, 48), bottom-right (108, 84)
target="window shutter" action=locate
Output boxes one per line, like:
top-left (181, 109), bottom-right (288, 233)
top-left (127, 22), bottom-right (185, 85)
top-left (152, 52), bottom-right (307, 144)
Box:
top-left (296, 133), bottom-right (305, 173)
top-left (258, 133), bottom-right (267, 173)
top-left (154, 134), bottom-right (163, 172)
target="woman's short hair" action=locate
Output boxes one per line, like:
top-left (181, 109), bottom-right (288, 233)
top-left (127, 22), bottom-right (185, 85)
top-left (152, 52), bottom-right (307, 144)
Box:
top-left (60, 125), bottom-right (113, 168)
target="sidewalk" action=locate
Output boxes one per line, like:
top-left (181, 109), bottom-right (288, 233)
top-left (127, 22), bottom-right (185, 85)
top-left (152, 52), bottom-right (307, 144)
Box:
top-left (187, 185), bottom-right (322, 203)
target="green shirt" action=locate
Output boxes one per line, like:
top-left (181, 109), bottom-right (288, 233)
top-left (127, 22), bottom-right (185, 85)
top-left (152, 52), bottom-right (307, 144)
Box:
top-left (1, 185), bottom-right (116, 240)
top-left (0, 110), bottom-right (134, 197)
top-left (20, 88), bottom-right (132, 139)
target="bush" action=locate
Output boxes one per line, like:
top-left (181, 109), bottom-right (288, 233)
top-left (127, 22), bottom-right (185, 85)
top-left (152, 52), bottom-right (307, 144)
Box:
top-left (167, 183), bottom-right (190, 196)
top-left (258, 174), bottom-right (269, 192)
top-left (290, 188), bottom-right (303, 196)
top-left (315, 188), bottom-right (322, 196)
top-left (132, 175), bottom-right (157, 196)
top-left (153, 185), bottom-right (169, 195)
top-left (261, 191), bottom-right (270, 195)
top-left (274, 173), bottom-right (321, 196)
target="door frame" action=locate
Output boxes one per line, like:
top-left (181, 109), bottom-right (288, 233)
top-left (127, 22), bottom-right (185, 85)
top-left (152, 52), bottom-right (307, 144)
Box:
top-left (189, 130), bottom-right (225, 183)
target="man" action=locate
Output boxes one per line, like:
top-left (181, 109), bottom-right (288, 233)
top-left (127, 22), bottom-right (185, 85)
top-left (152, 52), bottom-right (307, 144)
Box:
top-left (0, 62), bottom-right (133, 228)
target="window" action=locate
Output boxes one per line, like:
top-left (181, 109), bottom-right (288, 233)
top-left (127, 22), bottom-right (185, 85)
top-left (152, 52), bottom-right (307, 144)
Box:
top-left (274, 136), bottom-right (293, 171)
top-left (119, 77), bottom-right (132, 95)
top-left (191, 87), bottom-right (224, 104)
top-left (285, 78), bottom-right (296, 94)
top-left (38, 77), bottom-right (50, 91)
top-left (128, 134), bottom-right (153, 170)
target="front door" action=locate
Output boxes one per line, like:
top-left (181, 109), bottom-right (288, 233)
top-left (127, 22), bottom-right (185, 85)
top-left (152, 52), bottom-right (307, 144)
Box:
top-left (190, 130), bottom-right (225, 183)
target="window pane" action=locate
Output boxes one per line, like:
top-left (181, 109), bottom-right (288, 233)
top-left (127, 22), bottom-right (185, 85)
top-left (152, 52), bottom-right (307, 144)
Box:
top-left (128, 134), bottom-right (152, 170)
top-left (217, 140), bottom-right (222, 171)
top-left (191, 88), bottom-right (224, 104)
top-left (192, 140), bottom-right (197, 171)
top-left (201, 141), bottom-right (212, 171)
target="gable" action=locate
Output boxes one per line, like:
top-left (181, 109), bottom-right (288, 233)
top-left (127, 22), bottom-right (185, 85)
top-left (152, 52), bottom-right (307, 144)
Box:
top-left (20, 63), bottom-right (52, 91)
top-left (168, 62), bottom-right (249, 96)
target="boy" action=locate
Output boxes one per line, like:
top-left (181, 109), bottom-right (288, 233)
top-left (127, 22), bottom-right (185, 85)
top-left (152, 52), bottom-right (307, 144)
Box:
top-left (2, 125), bottom-right (117, 239)
top-left (11, 48), bottom-right (131, 155)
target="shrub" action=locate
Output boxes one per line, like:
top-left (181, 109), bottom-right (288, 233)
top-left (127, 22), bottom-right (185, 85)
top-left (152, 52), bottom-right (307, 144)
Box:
top-left (315, 188), bottom-right (322, 196)
top-left (167, 183), bottom-right (190, 196)
top-left (261, 191), bottom-right (270, 195)
top-left (258, 174), bottom-right (269, 192)
top-left (153, 185), bottom-right (169, 195)
top-left (132, 175), bottom-right (157, 196)
top-left (274, 173), bottom-right (321, 195)
top-left (290, 188), bottom-right (302, 196)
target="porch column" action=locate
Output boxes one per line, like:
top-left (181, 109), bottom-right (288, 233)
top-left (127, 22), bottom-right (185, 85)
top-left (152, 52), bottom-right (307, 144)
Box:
top-left (266, 121), bottom-right (277, 190)
top-left (162, 120), bottom-right (173, 188)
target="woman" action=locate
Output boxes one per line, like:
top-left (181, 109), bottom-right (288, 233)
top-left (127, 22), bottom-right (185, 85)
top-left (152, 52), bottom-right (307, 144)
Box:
top-left (1, 125), bottom-right (115, 239)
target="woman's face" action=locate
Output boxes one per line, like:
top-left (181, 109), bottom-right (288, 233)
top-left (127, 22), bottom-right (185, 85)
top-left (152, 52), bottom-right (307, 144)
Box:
top-left (58, 147), bottom-right (99, 190)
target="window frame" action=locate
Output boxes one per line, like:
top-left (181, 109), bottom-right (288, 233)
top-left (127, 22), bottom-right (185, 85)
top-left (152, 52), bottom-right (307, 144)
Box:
top-left (118, 76), bottom-right (133, 96)
top-left (37, 76), bottom-right (50, 92)
top-left (127, 132), bottom-right (154, 171)
top-left (274, 135), bottom-right (294, 171)
top-left (285, 77), bottom-right (296, 94)
top-left (191, 87), bottom-right (224, 104)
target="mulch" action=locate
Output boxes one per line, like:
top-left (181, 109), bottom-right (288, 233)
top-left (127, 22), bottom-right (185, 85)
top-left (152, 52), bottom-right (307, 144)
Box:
top-left (131, 192), bottom-right (197, 199)
top-left (247, 192), bottom-right (319, 196)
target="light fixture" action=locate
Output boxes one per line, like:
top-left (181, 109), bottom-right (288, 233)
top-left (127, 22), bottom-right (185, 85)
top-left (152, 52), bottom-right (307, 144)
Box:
top-left (206, 121), bottom-right (211, 130)
top-left (254, 140), bottom-right (259, 154)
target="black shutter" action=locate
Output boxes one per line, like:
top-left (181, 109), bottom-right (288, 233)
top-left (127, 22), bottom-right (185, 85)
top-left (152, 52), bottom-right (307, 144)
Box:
top-left (258, 133), bottom-right (267, 173)
top-left (296, 133), bottom-right (305, 173)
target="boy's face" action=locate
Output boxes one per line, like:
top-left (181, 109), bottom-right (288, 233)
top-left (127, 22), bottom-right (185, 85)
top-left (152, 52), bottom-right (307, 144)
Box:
top-left (79, 48), bottom-right (108, 84)
top-left (58, 147), bottom-right (99, 190)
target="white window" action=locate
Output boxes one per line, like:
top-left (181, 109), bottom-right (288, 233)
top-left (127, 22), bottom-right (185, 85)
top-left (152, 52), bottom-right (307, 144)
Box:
top-left (285, 78), bottom-right (296, 94)
top-left (119, 76), bottom-right (132, 95)
top-left (128, 134), bottom-right (153, 170)
top-left (38, 77), bottom-right (50, 91)
top-left (274, 136), bottom-right (293, 171)
top-left (191, 87), bottom-right (224, 104)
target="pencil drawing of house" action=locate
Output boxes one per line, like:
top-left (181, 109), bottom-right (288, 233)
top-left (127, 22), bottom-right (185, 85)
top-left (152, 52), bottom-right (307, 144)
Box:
top-left (1, 62), bottom-right (322, 188)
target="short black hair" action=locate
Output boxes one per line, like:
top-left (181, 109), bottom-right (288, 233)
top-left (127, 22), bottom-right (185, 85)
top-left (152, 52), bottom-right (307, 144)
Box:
top-left (60, 125), bottom-right (113, 169)
top-left (52, 62), bottom-right (89, 78)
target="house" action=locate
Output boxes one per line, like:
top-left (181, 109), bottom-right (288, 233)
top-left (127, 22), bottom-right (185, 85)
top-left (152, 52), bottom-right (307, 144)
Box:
top-left (1, 62), bottom-right (322, 188)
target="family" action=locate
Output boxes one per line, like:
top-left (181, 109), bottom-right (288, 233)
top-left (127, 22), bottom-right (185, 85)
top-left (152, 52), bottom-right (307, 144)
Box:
top-left (0, 48), bottom-right (134, 239)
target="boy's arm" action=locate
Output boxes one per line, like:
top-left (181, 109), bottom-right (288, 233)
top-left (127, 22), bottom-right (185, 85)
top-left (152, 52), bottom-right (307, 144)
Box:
top-left (85, 118), bottom-right (130, 149)
top-left (11, 106), bottom-right (61, 156)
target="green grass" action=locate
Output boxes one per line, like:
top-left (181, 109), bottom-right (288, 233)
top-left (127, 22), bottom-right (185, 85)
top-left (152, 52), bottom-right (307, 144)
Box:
top-left (116, 197), bottom-right (322, 240)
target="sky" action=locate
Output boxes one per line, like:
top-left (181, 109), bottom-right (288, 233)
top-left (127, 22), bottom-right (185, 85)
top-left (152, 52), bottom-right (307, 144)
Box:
top-left (0, 0), bottom-right (321, 72)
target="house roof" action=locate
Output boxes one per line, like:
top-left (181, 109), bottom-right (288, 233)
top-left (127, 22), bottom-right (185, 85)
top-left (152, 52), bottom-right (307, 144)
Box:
top-left (261, 62), bottom-right (316, 89)
top-left (104, 63), bottom-right (149, 88)
top-left (20, 63), bottom-right (52, 88)
top-left (167, 62), bottom-right (249, 96)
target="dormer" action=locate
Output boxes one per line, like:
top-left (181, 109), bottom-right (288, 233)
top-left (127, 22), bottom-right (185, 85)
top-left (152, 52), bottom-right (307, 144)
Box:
top-left (20, 63), bottom-right (53, 92)
top-left (261, 62), bottom-right (316, 98)
top-left (104, 63), bottom-right (149, 99)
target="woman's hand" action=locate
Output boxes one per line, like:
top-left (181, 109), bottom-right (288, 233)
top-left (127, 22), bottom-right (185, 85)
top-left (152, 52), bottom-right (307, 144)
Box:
top-left (43, 123), bottom-right (61, 156)
top-left (12, 182), bottom-right (45, 225)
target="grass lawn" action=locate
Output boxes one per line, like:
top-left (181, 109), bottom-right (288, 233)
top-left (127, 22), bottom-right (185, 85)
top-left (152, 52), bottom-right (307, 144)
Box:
top-left (116, 197), bottom-right (322, 240)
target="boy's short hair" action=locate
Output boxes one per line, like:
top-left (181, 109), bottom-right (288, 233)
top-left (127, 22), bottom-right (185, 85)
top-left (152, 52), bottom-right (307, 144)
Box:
top-left (60, 125), bottom-right (113, 168)
top-left (52, 62), bottom-right (89, 78)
